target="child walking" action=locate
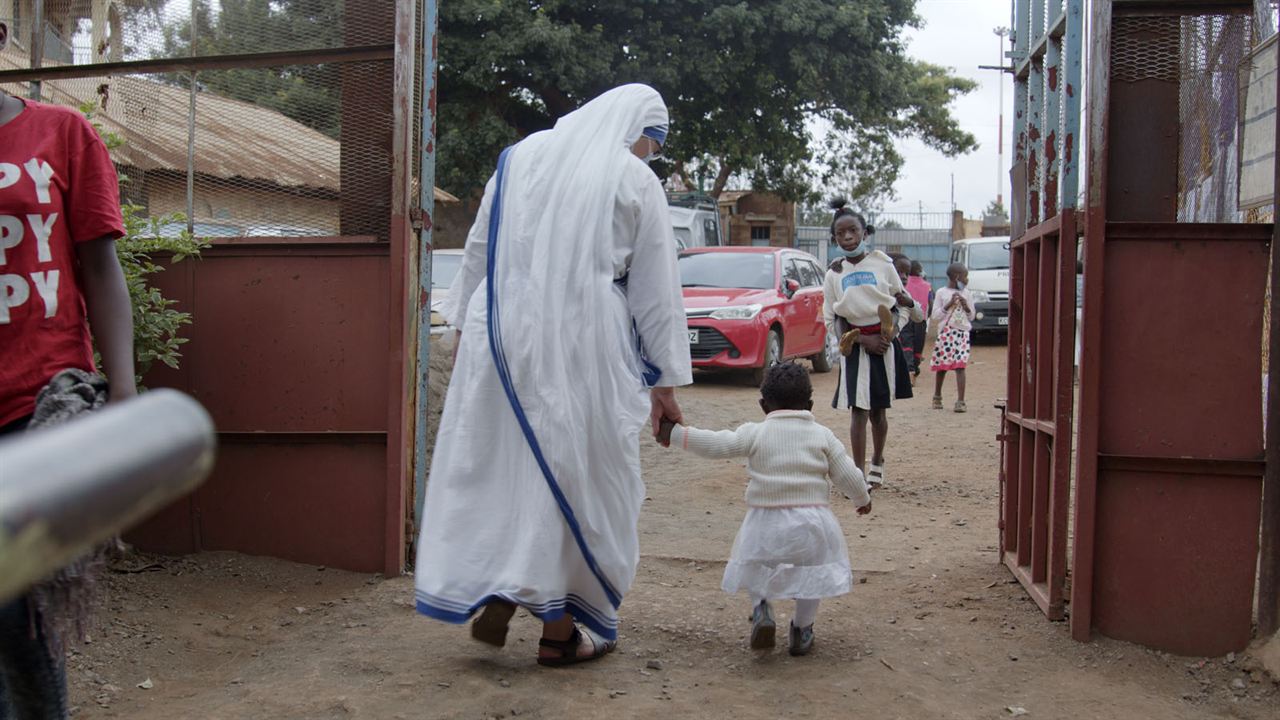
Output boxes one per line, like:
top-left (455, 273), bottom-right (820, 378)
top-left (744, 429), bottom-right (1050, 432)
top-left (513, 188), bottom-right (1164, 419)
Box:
top-left (822, 199), bottom-right (923, 488)
top-left (659, 363), bottom-right (871, 656)
top-left (930, 262), bottom-right (976, 413)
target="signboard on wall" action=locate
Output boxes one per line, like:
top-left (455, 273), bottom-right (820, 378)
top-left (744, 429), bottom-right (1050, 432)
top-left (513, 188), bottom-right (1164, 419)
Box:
top-left (1239, 34), bottom-right (1277, 210)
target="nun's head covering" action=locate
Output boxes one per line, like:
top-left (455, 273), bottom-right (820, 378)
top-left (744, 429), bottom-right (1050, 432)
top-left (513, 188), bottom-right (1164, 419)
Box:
top-left (551, 84), bottom-right (669, 152)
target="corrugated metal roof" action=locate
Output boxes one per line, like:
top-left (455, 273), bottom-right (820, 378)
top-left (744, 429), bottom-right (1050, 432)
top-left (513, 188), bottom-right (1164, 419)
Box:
top-left (1, 51), bottom-right (459, 203)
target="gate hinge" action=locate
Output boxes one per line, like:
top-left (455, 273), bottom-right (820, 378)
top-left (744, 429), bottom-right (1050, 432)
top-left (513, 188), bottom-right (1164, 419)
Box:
top-left (410, 207), bottom-right (425, 231)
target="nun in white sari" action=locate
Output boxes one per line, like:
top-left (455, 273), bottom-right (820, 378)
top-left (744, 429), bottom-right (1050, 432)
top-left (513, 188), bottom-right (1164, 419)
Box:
top-left (414, 84), bottom-right (692, 666)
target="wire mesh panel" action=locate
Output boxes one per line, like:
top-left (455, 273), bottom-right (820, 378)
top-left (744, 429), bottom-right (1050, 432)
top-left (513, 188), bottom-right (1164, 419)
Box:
top-left (0, 0), bottom-right (399, 240)
top-left (1178, 14), bottom-right (1255, 222)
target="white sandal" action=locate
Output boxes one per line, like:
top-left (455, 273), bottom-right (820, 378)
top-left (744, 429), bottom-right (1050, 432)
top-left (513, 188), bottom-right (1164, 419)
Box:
top-left (867, 462), bottom-right (885, 489)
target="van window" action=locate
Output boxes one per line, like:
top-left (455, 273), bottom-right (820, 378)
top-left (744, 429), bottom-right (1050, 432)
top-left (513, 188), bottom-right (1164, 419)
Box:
top-left (703, 218), bottom-right (720, 246)
top-left (673, 227), bottom-right (691, 250)
top-left (968, 241), bottom-right (1011, 271)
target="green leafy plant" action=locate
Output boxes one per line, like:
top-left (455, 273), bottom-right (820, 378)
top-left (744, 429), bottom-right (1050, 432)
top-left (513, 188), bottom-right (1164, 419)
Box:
top-left (115, 206), bottom-right (206, 380)
top-left (80, 101), bottom-right (207, 384)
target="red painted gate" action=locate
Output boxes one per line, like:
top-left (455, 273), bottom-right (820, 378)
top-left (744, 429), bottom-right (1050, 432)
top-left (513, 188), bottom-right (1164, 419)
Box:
top-left (1003, 0), bottom-right (1276, 655)
top-left (1070, 1), bottom-right (1268, 655)
top-left (1000, 0), bottom-right (1082, 622)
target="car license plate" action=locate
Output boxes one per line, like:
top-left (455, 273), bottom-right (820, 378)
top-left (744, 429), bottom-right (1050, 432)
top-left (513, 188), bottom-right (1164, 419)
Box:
top-left (688, 329), bottom-right (699, 344)
top-left (998, 316), bottom-right (1009, 326)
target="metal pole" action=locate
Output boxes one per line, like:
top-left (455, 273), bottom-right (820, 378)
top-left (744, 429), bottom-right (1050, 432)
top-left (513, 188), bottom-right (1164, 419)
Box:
top-left (1259, 24), bottom-right (1280, 640)
top-left (0, 391), bottom-right (217, 603)
top-left (412, 0), bottom-right (439, 538)
top-left (28, 0), bottom-right (42, 100)
top-left (996, 26), bottom-right (1009, 207)
top-left (186, 0), bottom-right (198, 235)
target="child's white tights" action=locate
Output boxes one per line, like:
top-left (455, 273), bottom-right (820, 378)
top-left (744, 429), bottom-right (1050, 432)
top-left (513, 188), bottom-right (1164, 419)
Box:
top-left (754, 597), bottom-right (820, 628)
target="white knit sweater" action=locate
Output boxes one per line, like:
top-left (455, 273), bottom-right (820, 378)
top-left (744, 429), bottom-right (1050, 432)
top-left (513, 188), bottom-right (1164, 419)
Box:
top-left (671, 410), bottom-right (871, 508)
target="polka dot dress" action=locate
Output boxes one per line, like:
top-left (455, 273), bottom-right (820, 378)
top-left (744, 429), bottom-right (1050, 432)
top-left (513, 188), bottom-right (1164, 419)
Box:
top-left (930, 325), bottom-right (971, 372)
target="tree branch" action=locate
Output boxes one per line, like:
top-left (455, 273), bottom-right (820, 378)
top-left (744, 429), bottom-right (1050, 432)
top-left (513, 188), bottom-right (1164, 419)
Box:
top-left (710, 163), bottom-right (733, 199)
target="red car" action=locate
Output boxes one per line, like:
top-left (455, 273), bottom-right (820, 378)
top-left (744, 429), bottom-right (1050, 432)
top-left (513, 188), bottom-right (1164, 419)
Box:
top-left (680, 247), bottom-right (840, 383)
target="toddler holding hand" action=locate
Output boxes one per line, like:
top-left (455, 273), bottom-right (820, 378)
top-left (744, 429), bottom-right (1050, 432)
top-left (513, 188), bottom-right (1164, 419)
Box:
top-left (659, 363), bottom-right (871, 655)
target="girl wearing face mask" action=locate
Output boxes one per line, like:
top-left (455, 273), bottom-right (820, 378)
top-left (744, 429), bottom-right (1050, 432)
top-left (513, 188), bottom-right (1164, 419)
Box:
top-left (821, 198), bottom-right (923, 489)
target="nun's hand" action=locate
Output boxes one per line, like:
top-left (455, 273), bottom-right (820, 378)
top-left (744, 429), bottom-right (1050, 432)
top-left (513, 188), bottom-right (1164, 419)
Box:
top-left (650, 387), bottom-right (683, 446)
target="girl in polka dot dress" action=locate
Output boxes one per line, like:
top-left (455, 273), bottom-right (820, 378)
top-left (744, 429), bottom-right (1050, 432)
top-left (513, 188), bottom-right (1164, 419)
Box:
top-left (930, 263), bottom-right (976, 413)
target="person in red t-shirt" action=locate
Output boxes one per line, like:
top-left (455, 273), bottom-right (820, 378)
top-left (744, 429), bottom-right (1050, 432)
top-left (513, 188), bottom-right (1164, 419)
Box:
top-left (0, 18), bottom-right (136, 718)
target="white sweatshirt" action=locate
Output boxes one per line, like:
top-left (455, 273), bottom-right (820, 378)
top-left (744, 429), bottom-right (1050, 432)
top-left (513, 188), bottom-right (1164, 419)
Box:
top-left (932, 287), bottom-right (977, 332)
top-left (823, 250), bottom-right (924, 334)
top-left (671, 410), bottom-right (871, 508)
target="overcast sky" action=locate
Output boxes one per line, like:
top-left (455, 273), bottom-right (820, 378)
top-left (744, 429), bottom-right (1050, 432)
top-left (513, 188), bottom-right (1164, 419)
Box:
top-left (890, 0), bottom-right (1015, 218)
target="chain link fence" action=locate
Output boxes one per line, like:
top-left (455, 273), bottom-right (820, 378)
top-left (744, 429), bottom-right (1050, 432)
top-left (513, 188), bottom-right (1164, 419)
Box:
top-left (1176, 12), bottom-right (1255, 223)
top-left (1, 0), bottom-right (407, 240)
top-left (796, 211), bottom-right (955, 280)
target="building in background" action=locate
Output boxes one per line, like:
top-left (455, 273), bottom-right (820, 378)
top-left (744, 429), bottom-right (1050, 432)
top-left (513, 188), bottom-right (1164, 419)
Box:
top-left (717, 191), bottom-right (796, 247)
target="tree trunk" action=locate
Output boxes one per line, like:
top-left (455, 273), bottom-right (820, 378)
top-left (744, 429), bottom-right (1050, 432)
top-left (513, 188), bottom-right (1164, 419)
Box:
top-left (710, 163), bottom-right (733, 199)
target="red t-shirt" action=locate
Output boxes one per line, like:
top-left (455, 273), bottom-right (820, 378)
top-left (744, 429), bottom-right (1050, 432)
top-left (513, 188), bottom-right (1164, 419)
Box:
top-left (0, 100), bottom-right (125, 426)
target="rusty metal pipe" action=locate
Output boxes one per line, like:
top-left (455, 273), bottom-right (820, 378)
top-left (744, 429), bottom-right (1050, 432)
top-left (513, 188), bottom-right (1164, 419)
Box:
top-left (0, 390), bottom-right (216, 604)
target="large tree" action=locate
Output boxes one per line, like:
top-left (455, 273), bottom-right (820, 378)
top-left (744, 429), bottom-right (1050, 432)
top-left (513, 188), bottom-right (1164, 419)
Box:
top-left (439, 0), bottom-right (977, 203)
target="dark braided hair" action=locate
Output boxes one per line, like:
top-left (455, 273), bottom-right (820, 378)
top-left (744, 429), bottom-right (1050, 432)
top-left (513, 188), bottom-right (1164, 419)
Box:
top-left (828, 197), bottom-right (875, 239)
top-left (760, 361), bottom-right (813, 411)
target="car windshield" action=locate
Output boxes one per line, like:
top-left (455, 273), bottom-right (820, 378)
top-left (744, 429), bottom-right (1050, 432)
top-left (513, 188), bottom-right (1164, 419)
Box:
top-left (678, 252), bottom-right (775, 290)
top-left (432, 254), bottom-right (464, 289)
top-left (967, 241), bottom-right (1011, 270)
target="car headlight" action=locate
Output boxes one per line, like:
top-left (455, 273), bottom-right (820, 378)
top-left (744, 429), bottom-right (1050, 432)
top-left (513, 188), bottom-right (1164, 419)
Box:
top-left (969, 289), bottom-right (991, 303)
top-left (709, 304), bottom-right (763, 320)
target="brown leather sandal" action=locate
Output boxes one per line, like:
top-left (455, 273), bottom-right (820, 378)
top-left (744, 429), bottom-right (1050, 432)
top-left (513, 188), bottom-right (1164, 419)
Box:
top-left (470, 600), bottom-right (517, 647)
top-left (536, 625), bottom-right (616, 667)
top-left (839, 328), bottom-right (861, 356)
top-left (878, 305), bottom-right (898, 340)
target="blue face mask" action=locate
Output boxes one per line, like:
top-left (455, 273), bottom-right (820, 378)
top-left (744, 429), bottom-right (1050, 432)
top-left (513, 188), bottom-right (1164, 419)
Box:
top-left (842, 243), bottom-right (868, 259)
top-left (958, 280), bottom-right (967, 290)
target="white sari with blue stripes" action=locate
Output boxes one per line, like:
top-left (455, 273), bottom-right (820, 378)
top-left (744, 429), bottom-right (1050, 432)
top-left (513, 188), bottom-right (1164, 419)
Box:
top-left (414, 85), bottom-right (692, 641)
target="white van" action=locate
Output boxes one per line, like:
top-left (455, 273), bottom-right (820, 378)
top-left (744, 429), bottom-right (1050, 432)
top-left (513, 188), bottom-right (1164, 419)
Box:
top-left (949, 236), bottom-right (1011, 335)
top-left (668, 194), bottom-right (723, 250)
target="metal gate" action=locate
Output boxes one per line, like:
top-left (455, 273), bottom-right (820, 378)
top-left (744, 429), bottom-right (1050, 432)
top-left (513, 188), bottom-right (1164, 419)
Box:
top-left (1070, 0), bottom-right (1270, 655)
top-left (1001, 0), bottom-right (1082, 621)
top-left (0, 0), bottom-right (438, 574)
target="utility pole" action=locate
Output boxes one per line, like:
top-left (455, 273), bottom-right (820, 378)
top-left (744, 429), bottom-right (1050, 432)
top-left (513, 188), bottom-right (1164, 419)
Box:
top-left (981, 27), bottom-right (1012, 210)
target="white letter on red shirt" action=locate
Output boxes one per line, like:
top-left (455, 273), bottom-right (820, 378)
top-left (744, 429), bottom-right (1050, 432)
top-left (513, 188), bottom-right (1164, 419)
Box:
top-left (23, 159), bottom-right (55, 205)
top-left (30, 271), bottom-right (59, 319)
top-left (0, 163), bottom-right (20, 191)
top-left (0, 274), bottom-right (30, 324)
top-left (26, 214), bottom-right (58, 263)
top-left (0, 216), bottom-right (23, 266)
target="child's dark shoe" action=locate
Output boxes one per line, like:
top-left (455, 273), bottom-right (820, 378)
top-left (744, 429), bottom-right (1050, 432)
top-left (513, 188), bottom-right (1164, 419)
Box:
top-left (749, 600), bottom-right (776, 649)
top-left (788, 622), bottom-right (815, 656)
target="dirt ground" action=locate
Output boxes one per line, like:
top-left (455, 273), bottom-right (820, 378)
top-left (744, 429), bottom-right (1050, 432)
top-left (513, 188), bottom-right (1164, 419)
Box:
top-left (67, 344), bottom-right (1280, 719)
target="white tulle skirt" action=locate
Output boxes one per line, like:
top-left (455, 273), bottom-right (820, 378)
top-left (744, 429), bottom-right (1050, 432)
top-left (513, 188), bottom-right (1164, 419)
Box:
top-left (720, 506), bottom-right (853, 600)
